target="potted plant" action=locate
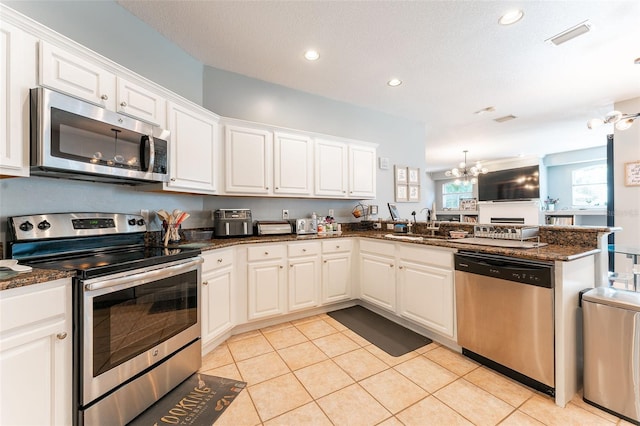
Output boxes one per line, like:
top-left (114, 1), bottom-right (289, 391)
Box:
top-left (544, 196), bottom-right (559, 211)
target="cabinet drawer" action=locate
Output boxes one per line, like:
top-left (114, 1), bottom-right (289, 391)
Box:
top-left (359, 238), bottom-right (394, 255)
top-left (322, 239), bottom-right (353, 254)
top-left (201, 248), bottom-right (234, 272)
top-left (247, 244), bottom-right (286, 261)
top-left (288, 242), bottom-right (321, 257)
top-left (398, 245), bottom-right (454, 268)
top-left (0, 280), bottom-right (67, 333)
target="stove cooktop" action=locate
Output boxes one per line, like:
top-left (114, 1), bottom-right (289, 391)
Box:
top-left (17, 246), bottom-right (202, 280)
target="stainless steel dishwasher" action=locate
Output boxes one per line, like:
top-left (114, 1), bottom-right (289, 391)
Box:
top-left (455, 251), bottom-right (555, 396)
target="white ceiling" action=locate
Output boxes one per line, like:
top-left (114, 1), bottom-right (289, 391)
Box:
top-left (117, 0), bottom-right (640, 171)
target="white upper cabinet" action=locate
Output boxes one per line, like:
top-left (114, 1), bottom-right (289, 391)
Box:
top-left (274, 131), bottom-right (313, 196)
top-left (224, 124), bottom-right (272, 194)
top-left (0, 21), bottom-right (36, 177)
top-left (349, 144), bottom-right (377, 198)
top-left (39, 41), bottom-right (166, 126)
top-left (314, 139), bottom-right (348, 197)
top-left (165, 101), bottom-right (219, 194)
top-left (117, 77), bottom-right (166, 127)
top-left (39, 40), bottom-right (116, 109)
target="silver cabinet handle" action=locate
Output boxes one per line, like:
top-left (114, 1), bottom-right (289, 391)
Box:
top-left (120, 101), bottom-right (127, 107)
top-left (56, 332), bottom-right (67, 340)
top-left (101, 94), bottom-right (108, 100)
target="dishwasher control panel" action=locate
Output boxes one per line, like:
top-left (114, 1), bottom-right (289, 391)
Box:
top-left (455, 252), bottom-right (553, 288)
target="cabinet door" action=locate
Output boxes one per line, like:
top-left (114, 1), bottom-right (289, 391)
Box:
top-left (201, 265), bottom-right (234, 344)
top-left (398, 260), bottom-right (455, 338)
top-left (322, 254), bottom-right (352, 304)
top-left (349, 144), bottom-right (376, 198)
top-left (117, 77), bottom-right (166, 126)
top-left (0, 279), bottom-right (71, 426)
top-left (225, 125), bottom-right (272, 194)
top-left (288, 256), bottom-right (320, 311)
top-left (360, 252), bottom-right (396, 311)
top-left (314, 139), bottom-right (348, 197)
top-left (0, 21), bottom-right (35, 177)
top-left (274, 131), bottom-right (313, 196)
top-left (166, 101), bottom-right (218, 194)
top-left (247, 260), bottom-right (286, 320)
top-left (39, 40), bottom-right (116, 108)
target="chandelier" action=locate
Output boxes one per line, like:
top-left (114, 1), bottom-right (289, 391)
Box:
top-left (445, 150), bottom-right (488, 184)
top-left (587, 111), bottom-right (640, 131)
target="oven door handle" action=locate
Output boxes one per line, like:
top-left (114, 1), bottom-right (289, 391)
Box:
top-left (84, 257), bottom-right (203, 292)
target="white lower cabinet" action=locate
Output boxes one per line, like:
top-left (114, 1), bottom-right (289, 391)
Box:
top-left (397, 245), bottom-right (456, 339)
top-left (287, 242), bottom-right (321, 312)
top-left (0, 278), bottom-right (72, 426)
top-left (359, 240), bottom-right (397, 312)
top-left (321, 239), bottom-right (353, 304)
top-left (201, 249), bottom-right (235, 346)
top-left (247, 244), bottom-right (287, 320)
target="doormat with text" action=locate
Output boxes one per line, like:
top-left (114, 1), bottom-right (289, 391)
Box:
top-left (128, 373), bottom-right (246, 425)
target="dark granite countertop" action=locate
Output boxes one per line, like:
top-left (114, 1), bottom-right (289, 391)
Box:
top-left (0, 268), bottom-right (75, 291)
top-left (1, 227), bottom-right (610, 292)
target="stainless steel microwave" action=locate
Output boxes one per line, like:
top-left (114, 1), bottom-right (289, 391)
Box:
top-left (30, 87), bottom-right (170, 184)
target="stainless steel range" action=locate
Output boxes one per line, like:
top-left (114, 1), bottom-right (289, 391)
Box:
top-left (8, 213), bottom-right (203, 426)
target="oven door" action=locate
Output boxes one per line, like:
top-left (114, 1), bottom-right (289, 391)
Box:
top-left (80, 257), bottom-right (202, 406)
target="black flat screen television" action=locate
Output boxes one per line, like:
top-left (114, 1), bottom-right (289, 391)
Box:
top-left (478, 165), bottom-right (540, 201)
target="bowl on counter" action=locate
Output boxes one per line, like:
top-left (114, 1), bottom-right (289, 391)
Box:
top-left (449, 230), bottom-right (469, 239)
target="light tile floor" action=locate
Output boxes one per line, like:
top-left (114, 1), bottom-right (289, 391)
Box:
top-left (199, 313), bottom-right (632, 426)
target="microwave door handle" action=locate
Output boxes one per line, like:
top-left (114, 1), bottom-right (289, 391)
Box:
top-left (146, 134), bottom-right (156, 172)
top-left (140, 135), bottom-right (155, 172)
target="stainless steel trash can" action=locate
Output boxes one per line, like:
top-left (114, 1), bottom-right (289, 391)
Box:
top-left (582, 287), bottom-right (640, 424)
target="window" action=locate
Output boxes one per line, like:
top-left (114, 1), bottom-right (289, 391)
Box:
top-left (442, 181), bottom-right (474, 209)
top-left (572, 164), bottom-right (607, 207)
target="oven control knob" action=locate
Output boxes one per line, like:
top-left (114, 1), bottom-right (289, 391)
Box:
top-left (137, 219), bottom-right (145, 226)
top-left (37, 220), bottom-right (51, 230)
top-left (128, 218), bottom-right (136, 226)
top-left (19, 221), bottom-right (33, 232)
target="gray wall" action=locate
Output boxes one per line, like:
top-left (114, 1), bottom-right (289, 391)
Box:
top-left (3, 0), bottom-right (203, 104)
top-left (0, 1), bottom-right (433, 251)
top-left (203, 67), bottom-right (432, 221)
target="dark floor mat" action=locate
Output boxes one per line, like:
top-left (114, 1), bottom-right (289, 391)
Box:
top-left (328, 305), bottom-right (432, 357)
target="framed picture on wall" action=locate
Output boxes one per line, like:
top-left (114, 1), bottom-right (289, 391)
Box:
top-left (395, 165), bottom-right (408, 183)
top-left (408, 167), bottom-right (420, 184)
top-left (624, 161), bottom-right (640, 186)
top-left (409, 185), bottom-right (420, 201)
top-left (395, 184), bottom-right (408, 201)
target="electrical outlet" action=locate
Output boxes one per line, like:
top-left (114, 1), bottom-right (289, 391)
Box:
top-left (328, 209), bottom-right (334, 217)
top-left (373, 222), bottom-right (381, 229)
top-left (386, 223), bottom-right (394, 230)
top-left (282, 209), bottom-right (289, 219)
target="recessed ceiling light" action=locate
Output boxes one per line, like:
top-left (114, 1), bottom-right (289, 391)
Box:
top-left (498, 9), bottom-right (524, 25)
top-left (387, 78), bottom-right (402, 87)
top-left (304, 50), bottom-right (320, 61)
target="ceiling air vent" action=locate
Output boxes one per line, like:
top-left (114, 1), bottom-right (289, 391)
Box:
top-left (494, 115), bottom-right (517, 123)
top-left (546, 20), bottom-right (592, 46)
